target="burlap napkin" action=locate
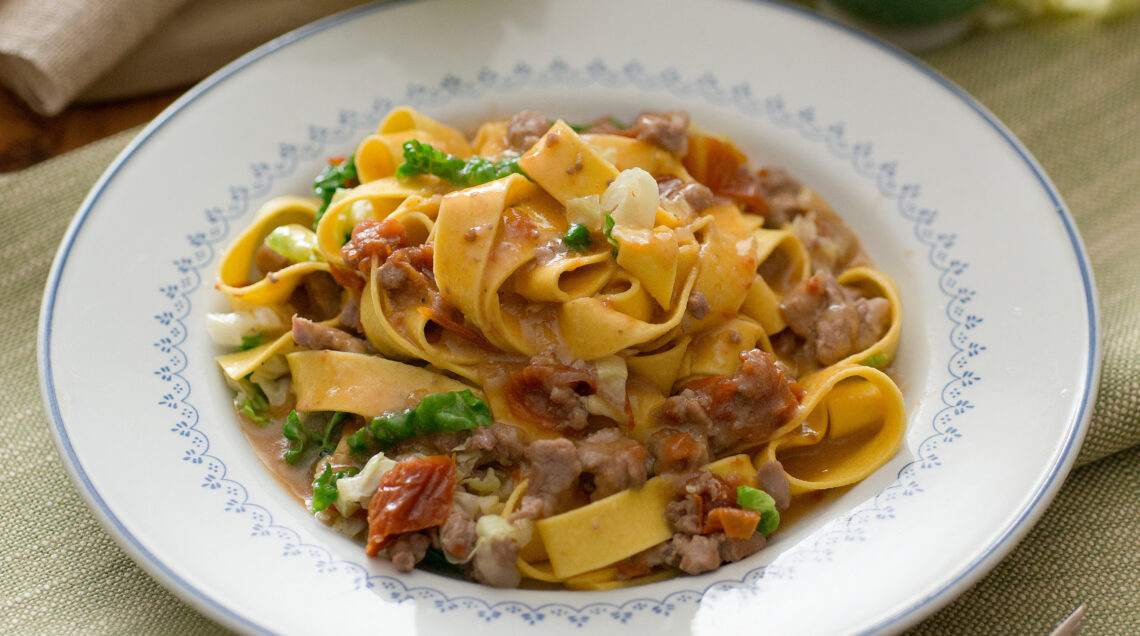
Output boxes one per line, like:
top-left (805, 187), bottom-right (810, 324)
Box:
top-left (0, 0), bottom-right (372, 114)
top-left (1, 11), bottom-right (1137, 635)
top-left (0, 0), bottom-right (188, 115)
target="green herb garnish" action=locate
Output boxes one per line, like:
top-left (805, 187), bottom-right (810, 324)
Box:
top-left (603, 213), bottom-right (618, 257)
top-left (311, 463), bottom-right (358, 513)
top-left (236, 381), bottom-right (270, 426)
top-left (283, 410), bottom-right (308, 465)
top-left (318, 411), bottom-right (349, 454)
top-left (737, 485), bottom-right (780, 537)
top-left (862, 352), bottom-right (888, 368)
top-left (350, 389), bottom-right (493, 453)
top-left (561, 223), bottom-right (592, 251)
top-left (239, 334), bottom-right (262, 351)
top-left (395, 140), bottom-right (524, 187)
top-left (312, 154), bottom-right (357, 229)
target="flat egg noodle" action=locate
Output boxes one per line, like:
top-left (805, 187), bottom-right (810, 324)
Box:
top-left (758, 363), bottom-right (906, 495)
top-left (286, 349), bottom-right (473, 418)
top-left (216, 196), bottom-right (330, 308)
top-left (835, 266), bottom-right (902, 367)
top-left (315, 177), bottom-right (442, 267)
top-left (581, 133), bottom-right (692, 180)
top-left (534, 454), bottom-right (756, 580)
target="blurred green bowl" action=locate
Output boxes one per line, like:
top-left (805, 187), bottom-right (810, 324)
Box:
top-left (829, 0), bottom-right (990, 25)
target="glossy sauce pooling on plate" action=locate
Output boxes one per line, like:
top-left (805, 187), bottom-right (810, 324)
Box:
top-left (208, 107), bottom-right (905, 589)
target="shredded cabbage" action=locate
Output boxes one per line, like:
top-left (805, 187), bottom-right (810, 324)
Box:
top-left (602, 167), bottom-right (658, 230)
top-left (205, 307), bottom-right (283, 347)
top-left (334, 452), bottom-right (397, 517)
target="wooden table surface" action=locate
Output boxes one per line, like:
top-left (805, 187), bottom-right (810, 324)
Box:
top-left (0, 86), bottom-right (187, 173)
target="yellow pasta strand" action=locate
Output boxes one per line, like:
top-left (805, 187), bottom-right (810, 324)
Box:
top-left (759, 364), bottom-right (906, 495)
top-left (215, 196), bottom-right (329, 308)
top-left (536, 454), bottom-right (756, 579)
top-left (286, 350), bottom-right (473, 417)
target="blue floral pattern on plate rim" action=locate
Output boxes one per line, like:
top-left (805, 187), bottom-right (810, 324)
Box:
top-left (39, 2), bottom-right (1097, 634)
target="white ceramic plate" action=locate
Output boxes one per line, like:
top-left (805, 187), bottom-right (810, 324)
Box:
top-left (38, 1), bottom-right (1100, 634)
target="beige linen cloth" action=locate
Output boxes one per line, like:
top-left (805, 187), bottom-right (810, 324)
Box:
top-left (0, 0), bottom-right (372, 115)
top-left (1, 8), bottom-right (1138, 636)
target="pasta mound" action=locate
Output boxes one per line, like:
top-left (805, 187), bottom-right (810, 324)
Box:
top-left (210, 107), bottom-right (905, 589)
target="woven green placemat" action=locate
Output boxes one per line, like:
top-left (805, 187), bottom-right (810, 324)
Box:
top-left (1, 12), bottom-right (1137, 634)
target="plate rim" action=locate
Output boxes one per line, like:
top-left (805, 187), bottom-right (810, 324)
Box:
top-left (36, 1), bottom-right (1101, 634)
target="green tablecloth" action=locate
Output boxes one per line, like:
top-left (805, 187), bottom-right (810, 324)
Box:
top-left (2, 12), bottom-right (1137, 635)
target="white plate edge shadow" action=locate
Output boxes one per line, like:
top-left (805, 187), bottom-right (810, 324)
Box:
top-left (36, 1), bottom-right (1101, 634)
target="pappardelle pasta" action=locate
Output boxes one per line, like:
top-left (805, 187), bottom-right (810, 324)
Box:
top-left (210, 107), bottom-right (904, 589)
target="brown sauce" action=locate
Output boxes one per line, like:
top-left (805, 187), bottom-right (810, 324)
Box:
top-left (774, 422), bottom-right (882, 481)
top-left (235, 405), bottom-right (314, 503)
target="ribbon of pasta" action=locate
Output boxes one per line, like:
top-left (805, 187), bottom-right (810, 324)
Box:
top-left (315, 177), bottom-right (440, 267)
top-left (215, 196), bottom-right (330, 308)
top-left (286, 350), bottom-right (473, 418)
top-left (216, 330), bottom-right (297, 381)
top-left (535, 454), bottom-right (756, 580)
top-left (433, 173), bottom-right (548, 355)
top-left (759, 363), bottom-right (906, 495)
top-left (834, 266), bottom-right (902, 368)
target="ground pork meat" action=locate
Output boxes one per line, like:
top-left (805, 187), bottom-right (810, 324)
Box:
top-left (287, 271), bottom-right (342, 321)
top-left (341, 218), bottom-right (408, 274)
top-left (757, 460), bottom-right (792, 510)
top-left (658, 176), bottom-right (715, 215)
top-left (718, 531), bottom-right (766, 563)
top-left (377, 261), bottom-right (407, 290)
top-left (471, 536), bottom-right (521, 588)
top-left (465, 422), bottom-right (527, 467)
top-left (667, 470), bottom-right (734, 534)
top-left (255, 243), bottom-right (292, 274)
top-left (755, 167), bottom-right (805, 227)
top-left (647, 429), bottom-right (710, 475)
top-left (387, 532), bottom-right (430, 573)
top-left (686, 290), bottom-right (711, 320)
top-left (505, 110), bottom-right (550, 153)
top-left (336, 293), bottom-right (362, 333)
top-left (514, 438), bottom-right (582, 520)
top-left (616, 540), bottom-right (680, 579)
top-left (632, 111), bottom-right (690, 154)
top-left (504, 359), bottom-right (595, 433)
top-left (655, 349), bottom-right (799, 454)
top-left (575, 428), bottom-right (649, 500)
top-left (291, 315), bottom-right (371, 353)
top-left (305, 272), bottom-right (343, 320)
top-left (666, 496), bottom-right (703, 534)
top-left (780, 270), bottom-right (891, 366)
top-left (439, 507), bottom-right (477, 560)
top-left (672, 534), bottom-right (722, 575)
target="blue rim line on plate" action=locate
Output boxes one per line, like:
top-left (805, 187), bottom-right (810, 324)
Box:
top-left (36, 1), bottom-right (1100, 634)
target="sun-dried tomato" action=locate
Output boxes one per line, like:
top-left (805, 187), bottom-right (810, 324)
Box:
top-left (683, 135), bottom-right (769, 216)
top-left (341, 218), bottom-right (408, 274)
top-left (659, 432), bottom-right (702, 465)
top-left (702, 507), bottom-right (761, 540)
top-left (365, 455), bottom-right (456, 556)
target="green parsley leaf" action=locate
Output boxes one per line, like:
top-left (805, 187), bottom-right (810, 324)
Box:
top-left (603, 213), bottom-right (618, 257)
top-left (311, 463), bottom-right (358, 513)
top-left (862, 352), bottom-right (888, 368)
top-left (282, 410), bottom-right (308, 465)
top-left (239, 334), bottom-right (262, 351)
top-left (236, 381), bottom-right (270, 426)
top-left (395, 140), bottom-right (525, 187)
top-left (737, 485), bottom-right (780, 536)
top-left (312, 154), bottom-right (357, 230)
top-left (318, 412), bottom-right (349, 454)
top-left (561, 223), bottom-right (592, 251)
top-left (351, 390), bottom-right (493, 452)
